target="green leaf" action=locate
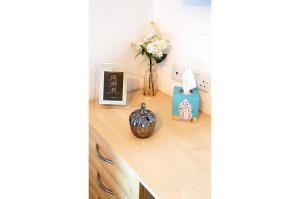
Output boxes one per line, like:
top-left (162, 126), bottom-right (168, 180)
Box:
top-left (145, 51), bottom-right (152, 60)
top-left (155, 54), bottom-right (167, 63)
top-left (139, 45), bottom-right (153, 61)
top-left (135, 51), bottom-right (142, 58)
top-left (140, 45), bottom-right (145, 55)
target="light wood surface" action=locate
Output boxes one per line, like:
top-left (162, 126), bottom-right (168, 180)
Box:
top-left (89, 90), bottom-right (211, 199)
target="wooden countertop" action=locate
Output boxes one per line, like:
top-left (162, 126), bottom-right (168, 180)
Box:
top-left (89, 90), bottom-right (210, 199)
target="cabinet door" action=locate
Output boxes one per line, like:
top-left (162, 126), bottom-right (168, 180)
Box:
top-left (89, 127), bottom-right (139, 199)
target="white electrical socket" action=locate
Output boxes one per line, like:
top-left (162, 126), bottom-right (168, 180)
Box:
top-left (194, 71), bottom-right (210, 92)
top-left (171, 64), bottom-right (185, 82)
top-left (171, 64), bottom-right (211, 93)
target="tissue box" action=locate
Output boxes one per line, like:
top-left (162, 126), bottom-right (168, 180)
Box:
top-left (172, 86), bottom-right (200, 122)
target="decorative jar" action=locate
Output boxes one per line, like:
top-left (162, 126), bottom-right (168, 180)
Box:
top-left (129, 103), bottom-right (156, 138)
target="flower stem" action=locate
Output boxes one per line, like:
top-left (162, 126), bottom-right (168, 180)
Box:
top-left (145, 58), bottom-right (155, 96)
top-left (148, 71), bottom-right (151, 94)
top-left (149, 58), bottom-right (152, 73)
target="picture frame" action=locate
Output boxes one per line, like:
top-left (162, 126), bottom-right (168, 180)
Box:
top-left (99, 64), bottom-right (127, 105)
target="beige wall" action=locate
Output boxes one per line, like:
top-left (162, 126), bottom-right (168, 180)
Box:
top-left (89, 0), bottom-right (153, 100)
top-left (90, 0), bottom-right (211, 115)
top-left (153, 0), bottom-right (211, 115)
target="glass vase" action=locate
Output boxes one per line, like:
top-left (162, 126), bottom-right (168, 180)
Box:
top-left (143, 65), bottom-right (158, 96)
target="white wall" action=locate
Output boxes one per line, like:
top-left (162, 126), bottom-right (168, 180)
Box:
top-left (89, 0), bottom-right (153, 99)
top-left (153, 0), bottom-right (211, 115)
top-left (90, 0), bottom-right (211, 115)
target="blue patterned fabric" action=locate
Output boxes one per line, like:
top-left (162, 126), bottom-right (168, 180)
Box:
top-left (172, 86), bottom-right (200, 122)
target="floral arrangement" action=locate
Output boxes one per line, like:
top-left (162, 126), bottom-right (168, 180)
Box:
top-left (131, 22), bottom-right (170, 95)
top-left (131, 21), bottom-right (170, 68)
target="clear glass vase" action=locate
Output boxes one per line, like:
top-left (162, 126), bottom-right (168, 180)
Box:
top-left (143, 64), bottom-right (158, 96)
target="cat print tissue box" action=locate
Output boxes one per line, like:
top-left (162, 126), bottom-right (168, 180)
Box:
top-left (172, 86), bottom-right (200, 122)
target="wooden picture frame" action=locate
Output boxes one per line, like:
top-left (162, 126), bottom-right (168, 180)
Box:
top-left (99, 64), bottom-right (127, 105)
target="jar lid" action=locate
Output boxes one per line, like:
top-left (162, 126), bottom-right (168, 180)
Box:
top-left (129, 103), bottom-right (156, 128)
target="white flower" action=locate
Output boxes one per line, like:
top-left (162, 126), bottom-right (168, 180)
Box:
top-left (150, 21), bottom-right (160, 35)
top-left (146, 39), bottom-right (165, 58)
top-left (155, 50), bottom-right (163, 58)
top-left (143, 30), bottom-right (160, 43)
top-left (131, 42), bottom-right (142, 51)
top-left (159, 39), bottom-right (169, 50)
top-left (131, 21), bottom-right (170, 61)
top-left (150, 21), bottom-right (156, 28)
top-left (145, 42), bottom-right (155, 54)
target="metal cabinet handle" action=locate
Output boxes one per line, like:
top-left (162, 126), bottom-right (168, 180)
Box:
top-left (96, 171), bottom-right (114, 195)
top-left (95, 143), bottom-right (113, 164)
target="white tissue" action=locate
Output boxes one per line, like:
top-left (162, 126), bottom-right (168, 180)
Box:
top-left (182, 67), bottom-right (196, 94)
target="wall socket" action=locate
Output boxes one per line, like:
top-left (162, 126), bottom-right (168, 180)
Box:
top-left (171, 64), bottom-right (211, 93)
top-left (194, 71), bottom-right (210, 93)
top-left (171, 64), bottom-right (185, 82)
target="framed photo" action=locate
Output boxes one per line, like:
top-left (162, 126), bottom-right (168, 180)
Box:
top-left (99, 64), bottom-right (127, 105)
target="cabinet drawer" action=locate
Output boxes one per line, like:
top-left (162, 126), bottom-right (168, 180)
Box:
top-left (89, 184), bottom-right (99, 199)
top-left (90, 161), bottom-right (127, 199)
top-left (89, 127), bottom-right (139, 199)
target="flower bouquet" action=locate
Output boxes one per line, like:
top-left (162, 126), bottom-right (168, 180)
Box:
top-left (131, 22), bottom-right (170, 96)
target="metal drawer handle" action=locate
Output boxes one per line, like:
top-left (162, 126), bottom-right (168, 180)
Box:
top-left (95, 143), bottom-right (113, 164)
top-left (96, 171), bottom-right (114, 195)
